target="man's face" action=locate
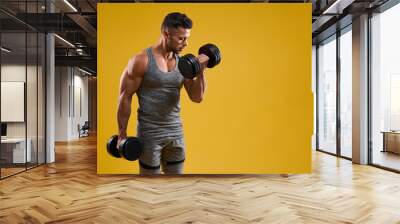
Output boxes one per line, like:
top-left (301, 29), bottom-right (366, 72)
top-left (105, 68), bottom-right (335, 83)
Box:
top-left (165, 27), bottom-right (191, 54)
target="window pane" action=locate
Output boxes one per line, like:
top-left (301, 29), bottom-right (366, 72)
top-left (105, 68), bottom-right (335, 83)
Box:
top-left (27, 31), bottom-right (38, 169)
top-left (340, 29), bottom-right (352, 158)
top-left (1, 30), bottom-right (27, 177)
top-left (318, 36), bottom-right (337, 154)
top-left (371, 3), bottom-right (400, 171)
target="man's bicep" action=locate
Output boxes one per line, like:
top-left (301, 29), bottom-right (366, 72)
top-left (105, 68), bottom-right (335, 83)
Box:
top-left (121, 57), bottom-right (145, 98)
top-left (124, 72), bottom-right (142, 98)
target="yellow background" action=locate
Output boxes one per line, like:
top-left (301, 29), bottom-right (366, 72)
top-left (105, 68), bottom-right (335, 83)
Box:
top-left (98, 3), bottom-right (312, 174)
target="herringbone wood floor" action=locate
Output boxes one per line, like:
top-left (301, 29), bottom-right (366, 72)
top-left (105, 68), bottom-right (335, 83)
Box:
top-left (1, 134), bottom-right (400, 224)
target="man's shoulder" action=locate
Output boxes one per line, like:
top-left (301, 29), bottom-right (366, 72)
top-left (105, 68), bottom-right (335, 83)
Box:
top-left (127, 49), bottom-right (149, 76)
top-left (130, 49), bottom-right (149, 65)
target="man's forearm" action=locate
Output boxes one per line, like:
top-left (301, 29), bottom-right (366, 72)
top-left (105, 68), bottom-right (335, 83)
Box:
top-left (117, 95), bottom-right (132, 138)
top-left (190, 73), bottom-right (207, 102)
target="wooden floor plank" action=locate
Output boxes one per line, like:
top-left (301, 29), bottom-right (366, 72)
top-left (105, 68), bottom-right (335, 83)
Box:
top-left (0, 134), bottom-right (400, 223)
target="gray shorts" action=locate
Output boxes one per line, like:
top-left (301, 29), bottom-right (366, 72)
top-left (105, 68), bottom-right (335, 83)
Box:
top-left (139, 138), bottom-right (185, 172)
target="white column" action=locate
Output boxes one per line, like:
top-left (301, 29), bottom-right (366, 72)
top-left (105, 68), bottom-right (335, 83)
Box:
top-left (46, 1), bottom-right (55, 163)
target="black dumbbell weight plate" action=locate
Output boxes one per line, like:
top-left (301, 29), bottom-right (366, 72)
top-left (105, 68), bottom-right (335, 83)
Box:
top-left (120, 137), bottom-right (142, 161)
top-left (107, 135), bottom-right (121, 158)
top-left (178, 54), bottom-right (200, 79)
top-left (211, 45), bottom-right (221, 67)
top-left (198, 43), bottom-right (221, 68)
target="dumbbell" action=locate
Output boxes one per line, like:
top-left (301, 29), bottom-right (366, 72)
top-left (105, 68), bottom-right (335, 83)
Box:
top-left (106, 135), bottom-right (142, 161)
top-left (178, 43), bottom-right (221, 79)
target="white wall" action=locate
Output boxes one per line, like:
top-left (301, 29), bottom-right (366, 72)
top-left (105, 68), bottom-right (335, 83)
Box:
top-left (55, 67), bottom-right (69, 141)
top-left (72, 73), bottom-right (89, 138)
top-left (1, 65), bottom-right (26, 135)
top-left (1, 65), bottom-right (38, 137)
top-left (55, 67), bottom-right (89, 141)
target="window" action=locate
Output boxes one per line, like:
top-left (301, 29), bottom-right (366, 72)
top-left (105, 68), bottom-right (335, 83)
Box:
top-left (371, 2), bottom-right (400, 171)
top-left (317, 35), bottom-right (337, 154)
top-left (339, 27), bottom-right (352, 158)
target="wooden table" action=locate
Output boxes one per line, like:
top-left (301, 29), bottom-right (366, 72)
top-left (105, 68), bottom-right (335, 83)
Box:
top-left (381, 131), bottom-right (400, 154)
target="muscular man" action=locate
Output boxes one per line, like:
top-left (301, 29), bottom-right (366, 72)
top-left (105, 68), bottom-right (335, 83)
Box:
top-left (117, 12), bottom-right (208, 174)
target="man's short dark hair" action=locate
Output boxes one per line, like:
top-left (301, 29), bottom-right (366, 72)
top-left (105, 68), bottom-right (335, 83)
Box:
top-left (161, 12), bottom-right (193, 30)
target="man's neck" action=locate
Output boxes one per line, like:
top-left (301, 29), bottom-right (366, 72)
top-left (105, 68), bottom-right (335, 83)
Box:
top-left (154, 41), bottom-right (174, 60)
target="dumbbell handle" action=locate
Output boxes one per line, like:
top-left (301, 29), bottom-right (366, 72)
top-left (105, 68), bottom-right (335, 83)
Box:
top-left (117, 136), bottom-right (125, 149)
top-left (197, 54), bottom-right (210, 67)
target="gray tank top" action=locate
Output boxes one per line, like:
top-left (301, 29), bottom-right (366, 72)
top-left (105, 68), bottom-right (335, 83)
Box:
top-left (136, 47), bottom-right (184, 142)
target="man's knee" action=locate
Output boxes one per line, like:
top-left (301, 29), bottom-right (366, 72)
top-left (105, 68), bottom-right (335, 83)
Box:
top-left (139, 161), bottom-right (161, 175)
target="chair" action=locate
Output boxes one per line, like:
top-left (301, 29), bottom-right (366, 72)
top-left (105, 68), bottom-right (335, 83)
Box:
top-left (78, 121), bottom-right (90, 138)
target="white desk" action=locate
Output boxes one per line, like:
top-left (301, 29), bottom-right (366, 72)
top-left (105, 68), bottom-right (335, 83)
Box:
top-left (1, 138), bottom-right (32, 163)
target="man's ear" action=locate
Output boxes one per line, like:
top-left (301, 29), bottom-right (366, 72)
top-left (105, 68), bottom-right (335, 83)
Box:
top-left (162, 29), bottom-right (169, 39)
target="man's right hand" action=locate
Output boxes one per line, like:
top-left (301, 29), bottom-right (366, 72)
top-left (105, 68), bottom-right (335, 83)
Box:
top-left (117, 135), bottom-right (127, 149)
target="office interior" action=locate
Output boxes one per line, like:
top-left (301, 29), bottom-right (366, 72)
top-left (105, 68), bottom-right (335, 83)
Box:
top-left (0, 0), bottom-right (399, 223)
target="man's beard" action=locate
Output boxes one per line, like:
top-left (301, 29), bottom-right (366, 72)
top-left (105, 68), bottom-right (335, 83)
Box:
top-left (167, 42), bottom-right (179, 55)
